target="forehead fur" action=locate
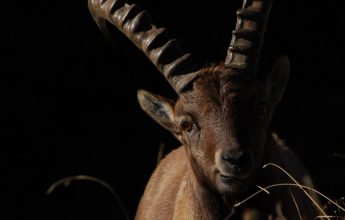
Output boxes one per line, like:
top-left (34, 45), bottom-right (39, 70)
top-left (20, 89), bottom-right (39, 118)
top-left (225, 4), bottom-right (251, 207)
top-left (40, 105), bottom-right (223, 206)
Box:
top-left (178, 64), bottom-right (255, 111)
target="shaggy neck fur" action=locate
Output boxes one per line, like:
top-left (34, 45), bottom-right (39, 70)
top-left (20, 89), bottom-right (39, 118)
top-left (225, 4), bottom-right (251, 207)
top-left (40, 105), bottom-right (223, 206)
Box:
top-left (184, 155), bottom-right (232, 219)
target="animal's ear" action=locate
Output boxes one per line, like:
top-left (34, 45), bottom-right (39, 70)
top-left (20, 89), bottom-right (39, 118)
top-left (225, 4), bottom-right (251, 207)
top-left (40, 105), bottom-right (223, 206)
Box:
top-left (264, 55), bottom-right (290, 108)
top-left (137, 90), bottom-right (179, 133)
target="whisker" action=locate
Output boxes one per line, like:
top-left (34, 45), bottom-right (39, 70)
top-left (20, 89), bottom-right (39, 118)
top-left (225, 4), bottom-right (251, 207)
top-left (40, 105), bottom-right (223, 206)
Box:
top-left (256, 185), bottom-right (270, 194)
top-left (289, 187), bottom-right (303, 220)
top-left (263, 163), bottom-right (328, 218)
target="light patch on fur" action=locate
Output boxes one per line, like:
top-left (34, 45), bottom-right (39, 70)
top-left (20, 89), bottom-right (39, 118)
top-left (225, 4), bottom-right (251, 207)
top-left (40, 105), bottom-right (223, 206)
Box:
top-left (172, 178), bottom-right (189, 219)
top-left (272, 133), bottom-right (288, 150)
top-left (275, 202), bottom-right (287, 220)
top-left (159, 103), bottom-right (175, 120)
top-left (302, 175), bottom-right (313, 188)
top-left (242, 208), bottom-right (260, 220)
top-left (303, 175), bottom-right (321, 207)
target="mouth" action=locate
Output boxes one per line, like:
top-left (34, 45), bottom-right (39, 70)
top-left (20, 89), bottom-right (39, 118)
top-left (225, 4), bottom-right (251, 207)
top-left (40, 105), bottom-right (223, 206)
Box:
top-left (219, 173), bottom-right (244, 183)
top-left (216, 172), bottom-right (251, 195)
top-left (220, 174), bottom-right (239, 180)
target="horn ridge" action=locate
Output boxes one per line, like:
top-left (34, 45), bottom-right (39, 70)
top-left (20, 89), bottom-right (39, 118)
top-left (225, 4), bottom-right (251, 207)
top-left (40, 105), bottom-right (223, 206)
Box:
top-left (225, 0), bottom-right (273, 76)
top-left (88, 0), bottom-right (200, 93)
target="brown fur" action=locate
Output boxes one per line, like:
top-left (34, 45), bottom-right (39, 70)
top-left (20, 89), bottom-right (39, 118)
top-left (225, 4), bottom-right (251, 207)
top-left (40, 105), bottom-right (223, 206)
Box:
top-left (136, 134), bottom-right (318, 220)
top-left (136, 62), bottom-right (320, 219)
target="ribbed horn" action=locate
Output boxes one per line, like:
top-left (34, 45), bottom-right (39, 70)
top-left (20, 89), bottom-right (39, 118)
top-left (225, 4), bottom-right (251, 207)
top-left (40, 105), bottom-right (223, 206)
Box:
top-left (225, 0), bottom-right (273, 77)
top-left (88, 0), bottom-right (200, 93)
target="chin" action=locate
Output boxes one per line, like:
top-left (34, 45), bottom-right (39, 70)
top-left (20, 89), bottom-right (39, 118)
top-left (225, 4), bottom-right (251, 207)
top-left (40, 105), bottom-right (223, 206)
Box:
top-left (216, 175), bottom-right (251, 196)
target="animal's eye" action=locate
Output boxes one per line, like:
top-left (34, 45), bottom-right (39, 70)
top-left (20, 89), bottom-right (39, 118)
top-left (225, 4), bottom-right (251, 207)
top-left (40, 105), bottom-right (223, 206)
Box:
top-left (179, 120), bottom-right (193, 132)
top-left (257, 103), bottom-right (267, 116)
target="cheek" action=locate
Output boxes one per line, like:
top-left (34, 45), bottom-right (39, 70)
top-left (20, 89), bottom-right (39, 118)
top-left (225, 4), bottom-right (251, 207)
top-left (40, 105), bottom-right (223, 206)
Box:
top-left (187, 149), bottom-right (211, 185)
top-left (257, 121), bottom-right (269, 142)
top-left (188, 140), bottom-right (217, 179)
top-left (190, 143), bottom-right (213, 167)
top-left (249, 129), bottom-right (268, 164)
top-left (245, 124), bottom-right (267, 156)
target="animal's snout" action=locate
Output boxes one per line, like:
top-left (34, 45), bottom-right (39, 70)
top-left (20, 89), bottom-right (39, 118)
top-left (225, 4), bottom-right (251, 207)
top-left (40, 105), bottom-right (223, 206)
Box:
top-left (221, 150), bottom-right (253, 175)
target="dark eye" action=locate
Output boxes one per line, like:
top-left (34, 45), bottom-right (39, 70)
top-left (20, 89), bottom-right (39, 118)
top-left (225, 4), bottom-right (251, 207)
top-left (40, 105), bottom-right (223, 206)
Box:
top-left (257, 103), bottom-right (267, 116)
top-left (179, 120), bottom-right (193, 132)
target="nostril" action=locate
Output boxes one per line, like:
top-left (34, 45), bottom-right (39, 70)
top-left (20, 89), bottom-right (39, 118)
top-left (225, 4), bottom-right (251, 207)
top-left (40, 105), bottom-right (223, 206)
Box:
top-left (221, 151), bottom-right (250, 165)
top-left (221, 151), bottom-right (253, 176)
top-left (221, 154), bottom-right (236, 165)
top-left (237, 151), bottom-right (250, 166)
top-left (222, 154), bottom-right (230, 161)
top-left (232, 151), bottom-right (245, 161)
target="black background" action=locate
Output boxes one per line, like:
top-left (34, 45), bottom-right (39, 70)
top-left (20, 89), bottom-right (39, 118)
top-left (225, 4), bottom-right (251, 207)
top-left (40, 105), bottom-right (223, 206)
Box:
top-left (2, 0), bottom-right (345, 219)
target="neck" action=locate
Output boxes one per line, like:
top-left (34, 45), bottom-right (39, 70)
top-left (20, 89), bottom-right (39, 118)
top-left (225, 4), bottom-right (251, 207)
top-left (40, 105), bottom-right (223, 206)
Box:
top-left (184, 161), bottom-right (233, 220)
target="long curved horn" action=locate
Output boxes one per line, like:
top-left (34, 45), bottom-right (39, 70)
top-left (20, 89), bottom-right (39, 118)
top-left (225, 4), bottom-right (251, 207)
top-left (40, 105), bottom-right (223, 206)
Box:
top-left (225, 0), bottom-right (273, 78)
top-left (88, 0), bottom-right (200, 93)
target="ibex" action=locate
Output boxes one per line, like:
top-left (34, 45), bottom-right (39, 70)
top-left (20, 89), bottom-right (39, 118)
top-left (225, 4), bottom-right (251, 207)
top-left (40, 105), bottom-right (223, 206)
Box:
top-left (88, 0), bottom-right (320, 219)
